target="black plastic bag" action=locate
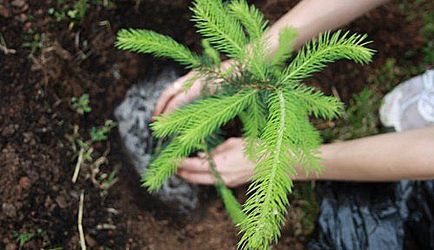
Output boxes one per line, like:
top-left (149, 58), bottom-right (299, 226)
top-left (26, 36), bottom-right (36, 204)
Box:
top-left (308, 180), bottom-right (434, 250)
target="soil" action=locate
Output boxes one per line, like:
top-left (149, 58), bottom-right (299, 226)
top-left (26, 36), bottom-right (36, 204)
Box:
top-left (0, 0), bottom-right (431, 249)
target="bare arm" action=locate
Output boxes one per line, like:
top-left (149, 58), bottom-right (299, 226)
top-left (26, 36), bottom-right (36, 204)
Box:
top-left (154, 0), bottom-right (389, 115)
top-left (265, 0), bottom-right (390, 54)
top-left (178, 127), bottom-right (434, 186)
top-left (311, 127), bottom-right (434, 181)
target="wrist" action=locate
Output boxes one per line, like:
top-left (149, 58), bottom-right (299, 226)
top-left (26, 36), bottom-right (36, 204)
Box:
top-left (292, 143), bottom-right (338, 181)
top-left (320, 143), bottom-right (339, 168)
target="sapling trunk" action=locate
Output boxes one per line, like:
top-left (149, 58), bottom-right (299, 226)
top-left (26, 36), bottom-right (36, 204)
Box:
top-left (202, 140), bottom-right (246, 225)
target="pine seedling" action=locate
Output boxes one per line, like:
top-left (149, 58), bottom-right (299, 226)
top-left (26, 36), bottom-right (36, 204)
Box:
top-left (116, 0), bottom-right (374, 249)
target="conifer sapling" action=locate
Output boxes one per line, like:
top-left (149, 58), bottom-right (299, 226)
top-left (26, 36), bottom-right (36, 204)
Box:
top-left (116, 0), bottom-right (374, 249)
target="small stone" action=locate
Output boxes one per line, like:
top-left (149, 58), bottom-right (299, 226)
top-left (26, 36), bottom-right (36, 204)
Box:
top-left (11, 0), bottom-right (26, 8)
top-left (55, 195), bottom-right (67, 209)
top-left (2, 203), bottom-right (17, 218)
top-left (23, 132), bottom-right (34, 144)
top-left (19, 176), bottom-right (31, 189)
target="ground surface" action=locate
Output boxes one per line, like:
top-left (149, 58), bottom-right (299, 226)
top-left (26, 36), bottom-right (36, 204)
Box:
top-left (0, 0), bottom-right (432, 249)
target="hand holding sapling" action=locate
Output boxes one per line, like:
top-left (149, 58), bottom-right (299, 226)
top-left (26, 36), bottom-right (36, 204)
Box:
top-left (116, 0), bottom-right (374, 248)
top-left (178, 137), bottom-right (255, 187)
top-left (154, 59), bottom-right (234, 115)
top-left (153, 70), bottom-right (204, 115)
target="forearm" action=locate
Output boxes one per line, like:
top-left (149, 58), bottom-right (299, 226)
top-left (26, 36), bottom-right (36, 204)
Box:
top-left (303, 127), bottom-right (434, 181)
top-left (265, 0), bottom-right (389, 55)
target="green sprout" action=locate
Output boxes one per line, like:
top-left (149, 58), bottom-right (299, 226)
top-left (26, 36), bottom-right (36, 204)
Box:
top-left (90, 120), bottom-right (117, 142)
top-left (67, 0), bottom-right (88, 21)
top-left (71, 94), bottom-right (91, 115)
top-left (12, 229), bottom-right (43, 247)
top-left (21, 32), bottom-right (46, 55)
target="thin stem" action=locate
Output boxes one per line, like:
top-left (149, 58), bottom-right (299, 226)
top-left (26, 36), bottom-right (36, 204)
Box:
top-left (201, 139), bottom-right (224, 186)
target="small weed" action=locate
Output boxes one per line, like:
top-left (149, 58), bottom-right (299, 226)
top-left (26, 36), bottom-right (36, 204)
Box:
top-left (71, 94), bottom-right (91, 115)
top-left (90, 120), bottom-right (117, 142)
top-left (12, 228), bottom-right (44, 247)
top-left (67, 0), bottom-right (88, 21)
top-left (77, 139), bottom-right (94, 162)
top-left (22, 32), bottom-right (46, 55)
top-left (13, 231), bottom-right (33, 247)
top-left (48, 0), bottom-right (89, 28)
top-left (57, 119), bottom-right (65, 127)
top-left (48, 7), bottom-right (66, 22)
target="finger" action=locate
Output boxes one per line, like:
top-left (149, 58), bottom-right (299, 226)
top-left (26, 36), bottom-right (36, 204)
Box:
top-left (154, 86), bottom-right (180, 116)
top-left (178, 157), bottom-right (210, 172)
top-left (178, 170), bottom-right (215, 185)
top-left (161, 94), bottom-right (188, 114)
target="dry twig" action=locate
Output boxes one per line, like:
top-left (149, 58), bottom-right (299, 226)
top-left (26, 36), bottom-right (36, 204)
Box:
top-left (0, 33), bottom-right (16, 55)
top-left (72, 147), bottom-right (85, 183)
top-left (78, 192), bottom-right (86, 250)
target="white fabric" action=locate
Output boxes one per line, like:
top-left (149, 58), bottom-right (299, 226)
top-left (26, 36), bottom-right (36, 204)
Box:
top-left (418, 70), bottom-right (434, 122)
top-left (380, 69), bottom-right (434, 132)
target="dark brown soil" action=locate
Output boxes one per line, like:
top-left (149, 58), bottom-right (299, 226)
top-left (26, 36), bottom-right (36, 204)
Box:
top-left (0, 0), bottom-right (431, 249)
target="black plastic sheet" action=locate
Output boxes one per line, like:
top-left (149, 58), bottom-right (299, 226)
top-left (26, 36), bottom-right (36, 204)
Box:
top-left (308, 180), bottom-right (434, 250)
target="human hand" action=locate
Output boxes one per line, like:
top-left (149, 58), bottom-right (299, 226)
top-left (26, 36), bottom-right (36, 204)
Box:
top-left (154, 60), bottom-right (234, 116)
top-left (177, 138), bottom-right (255, 188)
top-left (153, 70), bottom-right (205, 116)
